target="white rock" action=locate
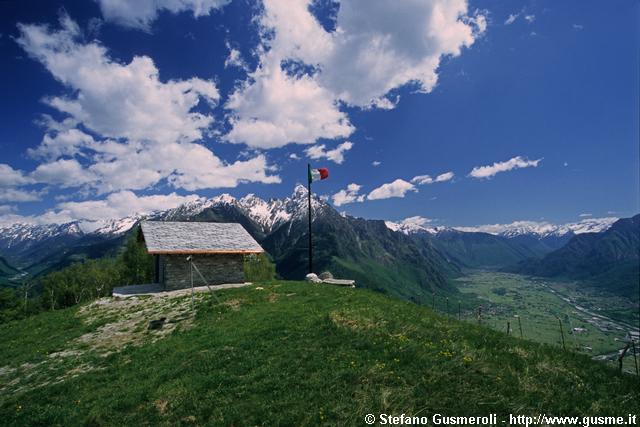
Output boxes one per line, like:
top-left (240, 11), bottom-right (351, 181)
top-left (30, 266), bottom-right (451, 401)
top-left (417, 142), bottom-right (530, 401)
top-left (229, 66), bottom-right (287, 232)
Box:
top-left (305, 273), bottom-right (322, 283)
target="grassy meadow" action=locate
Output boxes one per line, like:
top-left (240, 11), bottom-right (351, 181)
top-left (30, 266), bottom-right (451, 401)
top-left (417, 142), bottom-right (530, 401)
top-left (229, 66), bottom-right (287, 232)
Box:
top-left (0, 280), bottom-right (638, 426)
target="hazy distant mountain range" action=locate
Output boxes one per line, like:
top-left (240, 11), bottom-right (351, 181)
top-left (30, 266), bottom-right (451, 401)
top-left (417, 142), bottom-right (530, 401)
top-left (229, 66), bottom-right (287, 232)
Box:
top-left (386, 216), bottom-right (617, 249)
top-left (0, 186), bottom-right (636, 302)
top-left (514, 214), bottom-right (640, 300)
top-left (385, 215), bottom-right (619, 267)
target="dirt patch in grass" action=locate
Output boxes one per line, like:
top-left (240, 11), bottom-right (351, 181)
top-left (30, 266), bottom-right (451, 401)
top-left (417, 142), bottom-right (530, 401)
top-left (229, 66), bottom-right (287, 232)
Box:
top-left (76, 294), bottom-right (199, 355)
top-left (510, 346), bottom-right (531, 359)
top-left (0, 366), bottom-right (16, 377)
top-left (154, 399), bottom-right (169, 416)
top-left (48, 349), bottom-right (83, 359)
top-left (268, 293), bottom-right (279, 303)
top-left (2, 292), bottom-right (202, 396)
top-left (329, 310), bottom-right (379, 331)
top-left (223, 298), bottom-right (243, 311)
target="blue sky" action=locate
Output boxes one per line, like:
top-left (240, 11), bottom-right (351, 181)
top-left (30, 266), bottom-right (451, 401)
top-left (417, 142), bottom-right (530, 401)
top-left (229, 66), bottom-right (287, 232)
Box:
top-left (0, 0), bottom-right (638, 228)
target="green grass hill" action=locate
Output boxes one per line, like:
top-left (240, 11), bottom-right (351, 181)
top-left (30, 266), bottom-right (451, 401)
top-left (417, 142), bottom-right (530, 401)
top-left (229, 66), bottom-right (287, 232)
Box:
top-left (0, 281), bottom-right (637, 426)
top-left (0, 256), bottom-right (21, 285)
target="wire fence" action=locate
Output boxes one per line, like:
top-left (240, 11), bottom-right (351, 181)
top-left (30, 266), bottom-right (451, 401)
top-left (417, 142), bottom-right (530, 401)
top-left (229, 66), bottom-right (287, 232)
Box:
top-left (427, 290), bottom-right (639, 376)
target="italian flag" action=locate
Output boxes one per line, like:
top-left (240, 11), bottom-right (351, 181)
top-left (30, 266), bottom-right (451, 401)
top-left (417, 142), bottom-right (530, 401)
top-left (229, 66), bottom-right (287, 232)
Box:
top-left (308, 165), bottom-right (329, 183)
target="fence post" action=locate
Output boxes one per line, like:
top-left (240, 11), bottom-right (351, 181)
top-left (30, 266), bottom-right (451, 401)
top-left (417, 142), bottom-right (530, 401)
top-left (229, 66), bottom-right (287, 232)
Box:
top-left (507, 321), bottom-right (511, 336)
top-left (445, 297), bottom-right (449, 316)
top-left (557, 317), bottom-right (566, 350)
top-left (477, 307), bottom-right (482, 325)
top-left (618, 342), bottom-right (631, 373)
top-left (189, 256), bottom-right (194, 310)
top-left (516, 315), bottom-right (523, 338)
top-left (432, 291), bottom-right (435, 310)
top-left (632, 340), bottom-right (639, 376)
top-left (458, 301), bottom-right (461, 320)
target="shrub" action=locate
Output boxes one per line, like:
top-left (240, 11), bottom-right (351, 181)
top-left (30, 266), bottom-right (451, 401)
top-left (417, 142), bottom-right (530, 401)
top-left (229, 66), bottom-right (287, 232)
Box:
top-left (244, 253), bottom-right (277, 282)
top-left (0, 233), bottom-right (153, 322)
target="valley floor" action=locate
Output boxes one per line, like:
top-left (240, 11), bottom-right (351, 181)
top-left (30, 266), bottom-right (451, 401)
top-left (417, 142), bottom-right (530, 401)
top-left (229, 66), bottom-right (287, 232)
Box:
top-left (455, 272), bottom-right (640, 373)
top-left (0, 281), bottom-right (638, 425)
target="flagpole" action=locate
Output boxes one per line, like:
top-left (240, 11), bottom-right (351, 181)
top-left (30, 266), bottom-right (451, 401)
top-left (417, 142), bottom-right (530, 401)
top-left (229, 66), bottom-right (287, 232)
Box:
top-left (307, 163), bottom-right (313, 274)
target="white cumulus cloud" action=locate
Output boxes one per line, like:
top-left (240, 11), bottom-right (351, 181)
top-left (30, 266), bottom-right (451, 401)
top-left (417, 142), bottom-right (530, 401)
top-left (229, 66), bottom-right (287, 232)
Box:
top-left (96, 0), bottom-right (230, 30)
top-left (367, 179), bottom-right (416, 201)
top-left (411, 171), bottom-right (454, 185)
top-left (0, 189), bottom-right (42, 203)
top-left (305, 141), bottom-right (353, 164)
top-left (0, 205), bottom-right (16, 215)
top-left (17, 15), bottom-right (220, 145)
top-left (57, 190), bottom-right (202, 222)
top-left (435, 171), bottom-right (455, 182)
top-left (224, 42), bottom-right (249, 70)
top-left (0, 164), bottom-right (32, 187)
top-left (317, 1), bottom-right (486, 107)
top-left (0, 165), bottom-right (40, 204)
top-left (0, 191), bottom-right (202, 227)
top-left (31, 159), bottom-right (96, 187)
top-left (225, 60), bottom-right (354, 149)
top-left (225, 0), bottom-right (485, 148)
top-left (15, 14), bottom-right (279, 193)
top-left (469, 156), bottom-right (541, 179)
top-left (28, 126), bottom-right (96, 160)
top-left (504, 13), bottom-right (519, 25)
top-left (332, 183), bottom-right (365, 207)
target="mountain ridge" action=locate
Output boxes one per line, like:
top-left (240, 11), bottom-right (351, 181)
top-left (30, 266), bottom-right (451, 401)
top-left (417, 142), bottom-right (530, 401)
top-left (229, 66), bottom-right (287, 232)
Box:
top-left (0, 187), bottom-right (635, 302)
top-left (387, 216), bottom-right (618, 239)
top-left (514, 215), bottom-right (640, 300)
top-left (0, 186), bottom-right (455, 304)
top-left (3, 189), bottom-right (619, 245)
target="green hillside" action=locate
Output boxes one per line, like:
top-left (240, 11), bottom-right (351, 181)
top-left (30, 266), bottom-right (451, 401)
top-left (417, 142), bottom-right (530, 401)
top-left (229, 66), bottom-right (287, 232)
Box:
top-left (427, 231), bottom-right (538, 269)
top-left (0, 255), bottom-right (19, 274)
top-left (517, 215), bottom-right (640, 300)
top-left (1, 281), bottom-right (637, 426)
top-left (0, 256), bottom-right (22, 286)
top-left (262, 212), bottom-right (457, 302)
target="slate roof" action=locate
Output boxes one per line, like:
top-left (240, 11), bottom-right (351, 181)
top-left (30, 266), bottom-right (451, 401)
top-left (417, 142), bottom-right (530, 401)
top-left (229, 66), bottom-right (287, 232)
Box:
top-left (140, 221), bottom-right (264, 254)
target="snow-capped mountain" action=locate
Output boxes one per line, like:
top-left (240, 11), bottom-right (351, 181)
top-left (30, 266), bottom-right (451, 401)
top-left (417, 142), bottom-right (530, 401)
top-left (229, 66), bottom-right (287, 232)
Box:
top-left (0, 222), bottom-right (86, 269)
top-left (0, 222), bottom-right (84, 249)
top-left (238, 194), bottom-right (291, 232)
top-left (162, 184), bottom-right (327, 235)
top-left (384, 215), bottom-right (460, 236)
top-left (0, 183), bottom-right (623, 276)
top-left (0, 191), bottom-right (620, 252)
top-left (384, 220), bottom-right (449, 235)
top-left (560, 217), bottom-right (620, 235)
top-left (0, 185), bottom-right (634, 303)
top-left (39, 184), bottom-right (327, 241)
top-left (162, 194), bottom-right (232, 221)
top-left (90, 214), bottom-right (148, 235)
top-left (453, 217), bottom-right (619, 239)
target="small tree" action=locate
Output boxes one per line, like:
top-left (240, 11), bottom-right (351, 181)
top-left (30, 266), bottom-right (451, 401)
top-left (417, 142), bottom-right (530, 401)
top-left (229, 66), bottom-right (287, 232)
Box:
top-left (18, 281), bottom-right (36, 315)
top-left (46, 284), bottom-right (56, 311)
top-left (120, 235), bottom-right (154, 285)
top-left (0, 287), bottom-right (20, 322)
